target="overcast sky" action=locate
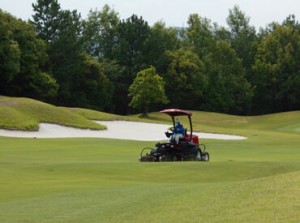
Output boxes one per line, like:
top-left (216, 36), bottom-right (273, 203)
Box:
top-left (1, 0), bottom-right (300, 29)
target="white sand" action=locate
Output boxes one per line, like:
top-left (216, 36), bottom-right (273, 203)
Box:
top-left (0, 121), bottom-right (246, 141)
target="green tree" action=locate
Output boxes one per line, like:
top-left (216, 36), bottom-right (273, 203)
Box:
top-left (31, 1), bottom-right (113, 110)
top-left (203, 41), bottom-right (253, 114)
top-left (226, 5), bottom-right (257, 79)
top-left (145, 22), bottom-right (180, 71)
top-left (109, 14), bottom-right (151, 114)
top-left (32, 0), bottom-right (86, 105)
top-left (47, 9), bottom-right (84, 105)
top-left (183, 13), bottom-right (253, 114)
top-left (99, 60), bottom-right (126, 112)
top-left (0, 9), bottom-right (21, 91)
top-left (184, 13), bottom-right (214, 59)
top-left (31, 0), bottom-right (61, 42)
top-left (252, 17), bottom-right (300, 113)
top-left (83, 4), bottom-right (119, 60)
top-left (72, 55), bottom-right (113, 110)
top-left (163, 49), bottom-right (207, 109)
top-left (115, 14), bottom-right (150, 69)
top-left (11, 17), bottom-right (58, 100)
top-left (0, 10), bottom-right (58, 100)
top-left (128, 66), bottom-right (168, 115)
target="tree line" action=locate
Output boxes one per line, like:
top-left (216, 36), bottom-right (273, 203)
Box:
top-left (1, 0), bottom-right (300, 115)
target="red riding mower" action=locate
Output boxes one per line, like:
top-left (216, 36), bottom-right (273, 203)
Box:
top-left (139, 109), bottom-right (209, 162)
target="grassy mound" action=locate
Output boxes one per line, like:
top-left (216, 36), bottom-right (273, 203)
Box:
top-left (0, 96), bottom-right (124, 130)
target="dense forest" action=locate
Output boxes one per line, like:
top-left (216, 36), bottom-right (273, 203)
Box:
top-left (1, 0), bottom-right (300, 115)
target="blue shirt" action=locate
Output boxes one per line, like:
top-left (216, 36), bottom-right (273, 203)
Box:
top-left (174, 123), bottom-right (184, 135)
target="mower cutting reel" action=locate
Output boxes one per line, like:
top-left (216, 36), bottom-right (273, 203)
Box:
top-left (139, 109), bottom-right (209, 162)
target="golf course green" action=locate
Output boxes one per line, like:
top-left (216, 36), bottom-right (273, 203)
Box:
top-left (0, 96), bottom-right (299, 222)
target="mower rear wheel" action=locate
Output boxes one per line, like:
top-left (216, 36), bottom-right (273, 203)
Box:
top-left (196, 150), bottom-right (202, 161)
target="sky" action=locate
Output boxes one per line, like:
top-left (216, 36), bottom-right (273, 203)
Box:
top-left (1, 0), bottom-right (300, 29)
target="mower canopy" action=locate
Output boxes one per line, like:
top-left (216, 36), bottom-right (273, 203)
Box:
top-left (160, 109), bottom-right (192, 117)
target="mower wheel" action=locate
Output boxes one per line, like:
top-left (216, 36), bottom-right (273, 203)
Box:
top-left (196, 150), bottom-right (202, 161)
top-left (202, 152), bottom-right (209, 162)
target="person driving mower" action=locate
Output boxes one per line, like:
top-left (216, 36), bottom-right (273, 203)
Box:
top-left (172, 119), bottom-right (185, 144)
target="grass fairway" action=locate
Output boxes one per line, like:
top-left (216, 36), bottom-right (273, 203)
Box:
top-left (0, 97), bottom-right (300, 222)
top-left (0, 134), bottom-right (300, 222)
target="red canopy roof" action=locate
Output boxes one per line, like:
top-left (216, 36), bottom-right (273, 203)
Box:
top-left (160, 109), bottom-right (192, 116)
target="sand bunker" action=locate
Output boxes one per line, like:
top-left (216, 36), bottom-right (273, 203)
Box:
top-left (0, 121), bottom-right (246, 141)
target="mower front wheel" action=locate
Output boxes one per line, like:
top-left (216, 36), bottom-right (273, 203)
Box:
top-left (201, 152), bottom-right (209, 162)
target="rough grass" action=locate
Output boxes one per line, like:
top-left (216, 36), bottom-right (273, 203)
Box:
top-left (0, 96), bottom-right (300, 222)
